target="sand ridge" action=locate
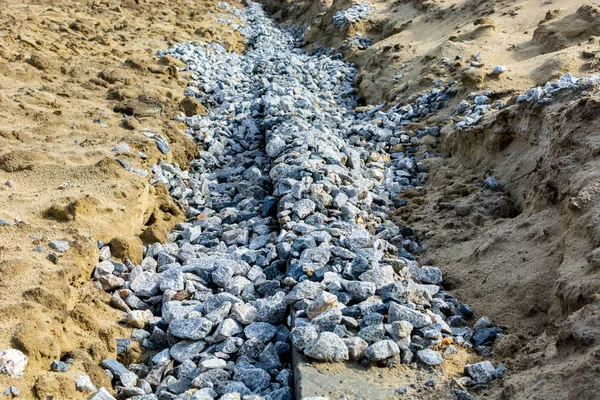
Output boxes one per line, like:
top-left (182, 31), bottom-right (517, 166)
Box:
top-left (0, 0), bottom-right (245, 397)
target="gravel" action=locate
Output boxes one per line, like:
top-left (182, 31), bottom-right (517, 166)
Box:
top-left (332, 3), bottom-right (375, 25)
top-left (88, 2), bottom-right (508, 398)
top-left (416, 349), bottom-right (444, 366)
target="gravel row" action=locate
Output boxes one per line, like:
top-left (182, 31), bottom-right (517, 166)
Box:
top-left (89, 3), bottom-right (503, 399)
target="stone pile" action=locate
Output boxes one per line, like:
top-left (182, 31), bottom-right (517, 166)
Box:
top-left (454, 73), bottom-right (600, 130)
top-left (342, 33), bottom-right (372, 50)
top-left (89, 2), bottom-right (504, 399)
top-left (516, 73), bottom-right (599, 104)
top-left (332, 3), bottom-right (375, 26)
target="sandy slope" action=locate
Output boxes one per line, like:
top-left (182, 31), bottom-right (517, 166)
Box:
top-left (0, 0), bottom-right (244, 397)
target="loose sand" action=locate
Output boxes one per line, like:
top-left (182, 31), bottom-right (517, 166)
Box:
top-left (0, 0), bottom-right (244, 397)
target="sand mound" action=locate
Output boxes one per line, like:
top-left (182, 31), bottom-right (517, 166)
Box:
top-left (532, 5), bottom-right (600, 55)
top-left (394, 89), bottom-right (600, 399)
top-left (0, 0), bottom-right (246, 397)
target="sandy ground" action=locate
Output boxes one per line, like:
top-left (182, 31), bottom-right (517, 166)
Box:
top-left (2, 0), bottom-right (600, 398)
top-left (261, 0), bottom-right (600, 398)
top-left (0, 0), bottom-right (245, 397)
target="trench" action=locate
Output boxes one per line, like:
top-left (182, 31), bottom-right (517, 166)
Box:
top-left (93, 3), bottom-right (504, 399)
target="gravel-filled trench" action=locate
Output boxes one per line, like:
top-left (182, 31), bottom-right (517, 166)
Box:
top-left (89, 3), bottom-right (514, 399)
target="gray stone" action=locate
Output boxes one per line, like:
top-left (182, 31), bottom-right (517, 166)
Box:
top-left (266, 135), bottom-right (286, 158)
top-left (89, 388), bottom-right (117, 400)
top-left (357, 324), bottom-right (385, 344)
top-left (387, 303), bottom-right (432, 328)
top-left (343, 229), bottom-right (371, 250)
top-left (286, 280), bottom-right (325, 303)
top-left (213, 318), bottom-right (243, 342)
top-left (199, 358), bottom-right (227, 371)
top-left (343, 336), bottom-right (368, 360)
top-left (310, 309), bottom-right (342, 333)
top-left (292, 199), bottom-right (316, 219)
top-left (342, 280), bottom-right (376, 301)
top-left (244, 322), bottom-right (277, 343)
top-left (233, 367), bottom-right (271, 391)
top-left (416, 349), bottom-right (443, 366)
top-left (49, 240), bottom-right (69, 253)
top-left (170, 340), bottom-right (207, 363)
top-left (169, 318), bottom-right (213, 340)
top-left (50, 360), bottom-right (68, 372)
top-left (204, 302), bottom-right (232, 326)
top-left (191, 368), bottom-right (231, 393)
top-left (212, 264), bottom-right (234, 287)
top-left (239, 337), bottom-right (266, 359)
top-left (290, 325), bottom-right (318, 352)
top-left (464, 360), bottom-right (497, 384)
top-left (231, 303), bottom-right (259, 325)
top-left (75, 374), bottom-right (97, 392)
top-left (130, 272), bottom-right (159, 297)
top-left (304, 332), bottom-right (349, 362)
top-left (419, 266), bottom-right (442, 285)
top-left (364, 340), bottom-right (399, 361)
top-left (163, 301), bottom-right (203, 324)
top-left (160, 268), bottom-right (185, 291)
top-left (391, 320), bottom-right (413, 338)
top-left (258, 343), bottom-right (281, 370)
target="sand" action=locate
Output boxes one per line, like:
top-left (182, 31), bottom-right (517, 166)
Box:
top-left (1, 0), bottom-right (600, 398)
top-left (0, 0), bottom-right (245, 397)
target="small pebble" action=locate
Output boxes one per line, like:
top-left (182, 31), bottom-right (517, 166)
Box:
top-left (50, 360), bottom-right (68, 372)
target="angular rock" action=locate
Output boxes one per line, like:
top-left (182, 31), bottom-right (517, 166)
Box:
top-left (304, 332), bottom-right (349, 362)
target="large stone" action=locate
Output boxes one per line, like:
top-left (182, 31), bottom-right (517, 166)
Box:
top-left (213, 318), bottom-right (243, 342)
top-left (306, 292), bottom-right (339, 319)
top-left (169, 340), bottom-right (206, 362)
top-left (231, 303), bottom-right (259, 325)
top-left (364, 340), bottom-right (399, 361)
top-left (387, 303), bottom-right (432, 328)
top-left (342, 280), bottom-right (376, 301)
top-left (244, 322), bottom-right (278, 343)
top-left (160, 268), bottom-right (185, 291)
top-left (191, 369), bottom-right (231, 393)
top-left (416, 349), bottom-right (444, 366)
top-left (343, 337), bottom-right (368, 360)
top-left (310, 309), bottom-right (342, 333)
top-left (163, 301), bottom-right (203, 324)
top-left (464, 361), bottom-right (497, 384)
top-left (233, 367), bottom-right (271, 391)
top-left (419, 266), bottom-right (443, 285)
top-left (130, 272), bottom-right (159, 298)
top-left (0, 349), bottom-right (28, 378)
top-left (292, 199), bottom-right (316, 219)
top-left (304, 332), bottom-right (349, 362)
top-left (391, 320), bottom-right (413, 338)
top-left (266, 135), bottom-right (287, 158)
top-left (290, 325), bottom-right (318, 352)
top-left (169, 318), bottom-right (213, 340)
top-left (89, 388), bottom-right (117, 400)
top-left (286, 281), bottom-right (325, 303)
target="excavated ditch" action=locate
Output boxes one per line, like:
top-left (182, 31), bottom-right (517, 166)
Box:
top-left (86, 3), bottom-right (600, 400)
